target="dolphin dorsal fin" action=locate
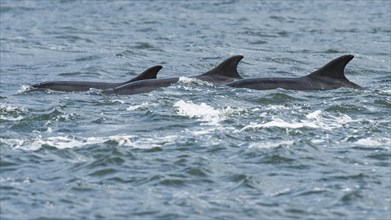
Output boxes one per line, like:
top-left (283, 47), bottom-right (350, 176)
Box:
top-left (308, 55), bottom-right (354, 80)
top-left (123, 65), bottom-right (163, 84)
top-left (200, 55), bottom-right (244, 79)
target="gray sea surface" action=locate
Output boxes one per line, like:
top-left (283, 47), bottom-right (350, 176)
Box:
top-left (1, 0), bottom-right (390, 219)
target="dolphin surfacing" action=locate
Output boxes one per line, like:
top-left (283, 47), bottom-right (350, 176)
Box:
top-left (226, 55), bottom-right (362, 90)
top-left (31, 65), bottom-right (163, 92)
top-left (102, 55), bottom-right (244, 95)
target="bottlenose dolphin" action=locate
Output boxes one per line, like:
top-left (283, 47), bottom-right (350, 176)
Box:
top-left (102, 55), bottom-right (244, 95)
top-left (226, 55), bottom-right (362, 90)
top-left (31, 65), bottom-right (163, 92)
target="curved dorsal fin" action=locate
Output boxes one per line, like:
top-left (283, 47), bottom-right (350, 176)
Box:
top-left (122, 65), bottom-right (163, 84)
top-left (308, 55), bottom-right (354, 80)
top-left (200, 55), bottom-right (244, 79)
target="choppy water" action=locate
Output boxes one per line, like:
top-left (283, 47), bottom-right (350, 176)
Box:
top-left (1, 1), bottom-right (390, 219)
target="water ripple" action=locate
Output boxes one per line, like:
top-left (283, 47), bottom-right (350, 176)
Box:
top-left (1, 1), bottom-right (390, 220)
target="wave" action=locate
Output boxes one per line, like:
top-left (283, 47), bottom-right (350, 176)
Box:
top-left (174, 100), bottom-right (241, 125)
top-left (0, 134), bottom-right (182, 151)
top-left (0, 104), bottom-right (28, 121)
top-left (354, 137), bottom-right (391, 148)
top-left (240, 110), bottom-right (353, 131)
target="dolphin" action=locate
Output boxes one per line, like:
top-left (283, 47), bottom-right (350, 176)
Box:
top-left (102, 55), bottom-right (244, 95)
top-left (30, 65), bottom-right (163, 92)
top-left (225, 55), bottom-right (362, 90)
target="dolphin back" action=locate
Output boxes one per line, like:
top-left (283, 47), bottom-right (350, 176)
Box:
top-left (31, 65), bottom-right (163, 92)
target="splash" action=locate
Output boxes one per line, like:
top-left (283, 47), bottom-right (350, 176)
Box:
top-left (248, 140), bottom-right (295, 149)
top-left (241, 110), bottom-right (353, 131)
top-left (178, 77), bottom-right (214, 87)
top-left (127, 102), bottom-right (154, 111)
top-left (1, 134), bottom-right (181, 151)
top-left (0, 104), bottom-right (27, 113)
top-left (174, 100), bottom-right (234, 125)
top-left (355, 137), bottom-right (391, 148)
top-left (0, 104), bottom-right (27, 121)
top-left (18, 85), bottom-right (33, 93)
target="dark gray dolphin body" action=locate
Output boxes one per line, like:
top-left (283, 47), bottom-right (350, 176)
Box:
top-left (102, 55), bottom-right (244, 95)
top-left (226, 55), bottom-right (362, 90)
top-left (31, 65), bottom-right (163, 92)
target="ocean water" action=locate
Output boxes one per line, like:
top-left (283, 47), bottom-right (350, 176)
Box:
top-left (1, 0), bottom-right (390, 219)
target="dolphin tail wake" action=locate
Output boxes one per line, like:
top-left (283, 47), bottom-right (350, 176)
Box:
top-left (30, 65), bottom-right (163, 92)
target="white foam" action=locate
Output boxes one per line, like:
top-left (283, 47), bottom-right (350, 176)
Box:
top-left (178, 76), bottom-right (198, 84)
top-left (355, 137), bottom-right (391, 148)
top-left (105, 135), bottom-right (134, 146)
top-left (27, 136), bottom-right (101, 150)
top-left (111, 99), bottom-right (125, 104)
top-left (0, 138), bottom-right (26, 148)
top-left (0, 104), bottom-right (27, 121)
top-left (130, 135), bottom-right (179, 149)
top-left (248, 140), bottom-right (294, 149)
top-left (241, 110), bottom-right (353, 132)
top-left (0, 115), bottom-right (24, 121)
top-left (18, 85), bottom-right (32, 93)
top-left (0, 176), bottom-right (33, 186)
top-left (126, 102), bottom-right (152, 111)
top-left (1, 134), bottom-right (181, 151)
top-left (311, 139), bottom-right (326, 144)
top-left (178, 77), bottom-right (214, 86)
top-left (305, 110), bottom-right (322, 119)
top-left (380, 89), bottom-right (391, 95)
top-left (261, 105), bottom-right (305, 111)
top-left (174, 100), bottom-right (236, 125)
top-left (241, 118), bottom-right (318, 131)
top-left (0, 104), bottom-right (27, 113)
top-left (175, 100), bottom-right (219, 118)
